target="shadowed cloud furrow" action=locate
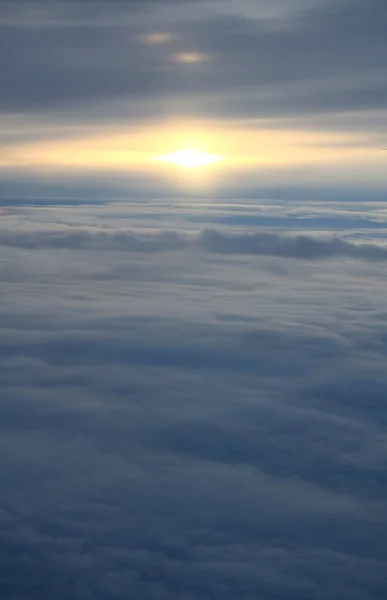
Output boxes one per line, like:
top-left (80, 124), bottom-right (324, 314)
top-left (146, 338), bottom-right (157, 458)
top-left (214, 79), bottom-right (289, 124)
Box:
top-left (1, 226), bottom-right (387, 260)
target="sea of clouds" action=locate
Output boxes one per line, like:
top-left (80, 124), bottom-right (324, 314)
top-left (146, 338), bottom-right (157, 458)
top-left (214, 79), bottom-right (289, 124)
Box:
top-left (1, 196), bottom-right (387, 599)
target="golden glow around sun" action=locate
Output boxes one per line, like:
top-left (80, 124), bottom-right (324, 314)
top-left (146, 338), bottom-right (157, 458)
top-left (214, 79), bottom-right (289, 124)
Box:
top-left (156, 148), bottom-right (222, 168)
top-left (2, 117), bottom-right (383, 186)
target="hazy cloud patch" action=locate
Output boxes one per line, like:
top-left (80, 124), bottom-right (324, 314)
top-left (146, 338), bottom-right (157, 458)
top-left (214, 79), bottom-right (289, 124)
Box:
top-left (2, 225), bottom-right (387, 261)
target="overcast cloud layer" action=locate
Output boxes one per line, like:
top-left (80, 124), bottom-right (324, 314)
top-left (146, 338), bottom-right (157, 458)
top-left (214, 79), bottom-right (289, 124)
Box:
top-left (1, 198), bottom-right (387, 599)
top-left (1, 0), bottom-right (386, 118)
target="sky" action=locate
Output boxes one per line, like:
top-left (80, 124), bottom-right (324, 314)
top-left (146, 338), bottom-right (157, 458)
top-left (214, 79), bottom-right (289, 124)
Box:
top-left (1, 0), bottom-right (387, 196)
top-left (1, 1), bottom-right (387, 599)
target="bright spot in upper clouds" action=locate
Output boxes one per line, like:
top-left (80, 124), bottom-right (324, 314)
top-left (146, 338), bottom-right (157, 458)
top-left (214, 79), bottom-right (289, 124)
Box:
top-left (172, 52), bottom-right (208, 64)
top-left (142, 32), bottom-right (173, 44)
top-left (156, 149), bottom-right (222, 168)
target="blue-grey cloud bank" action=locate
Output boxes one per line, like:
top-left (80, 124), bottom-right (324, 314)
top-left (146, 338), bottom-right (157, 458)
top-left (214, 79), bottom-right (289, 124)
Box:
top-left (1, 197), bottom-right (387, 599)
top-left (1, 1), bottom-right (387, 599)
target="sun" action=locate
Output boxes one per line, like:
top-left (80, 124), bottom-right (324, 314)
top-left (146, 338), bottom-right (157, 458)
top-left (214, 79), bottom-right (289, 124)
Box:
top-left (156, 148), bottom-right (222, 168)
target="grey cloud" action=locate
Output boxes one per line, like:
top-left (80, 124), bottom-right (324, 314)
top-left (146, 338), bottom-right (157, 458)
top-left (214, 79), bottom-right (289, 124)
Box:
top-left (0, 317), bottom-right (349, 376)
top-left (194, 80), bottom-right (387, 122)
top-left (1, 212), bottom-right (387, 597)
top-left (0, 21), bottom-right (174, 111)
top-left (199, 229), bottom-right (387, 260)
top-left (0, 0), bottom-right (386, 120)
top-left (0, 227), bottom-right (187, 252)
top-left (2, 225), bottom-right (387, 260)
top-left (1, 299), bottom-right (387, 598)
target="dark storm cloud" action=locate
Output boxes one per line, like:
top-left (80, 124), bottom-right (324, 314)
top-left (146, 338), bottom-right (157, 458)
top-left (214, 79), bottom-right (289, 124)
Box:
top-left (1, 0), bottom-right (386, 118)
top-left (2, 225), bottom-right (387, 261)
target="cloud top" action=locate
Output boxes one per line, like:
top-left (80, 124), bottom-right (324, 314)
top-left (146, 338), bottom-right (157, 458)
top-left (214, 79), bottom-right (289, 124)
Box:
top-left (2, 226), bottom-right (387, 260)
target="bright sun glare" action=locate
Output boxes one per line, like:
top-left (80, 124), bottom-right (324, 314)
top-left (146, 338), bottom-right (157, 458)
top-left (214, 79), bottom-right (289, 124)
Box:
top-left (156, 149), bottom-right (222, 168)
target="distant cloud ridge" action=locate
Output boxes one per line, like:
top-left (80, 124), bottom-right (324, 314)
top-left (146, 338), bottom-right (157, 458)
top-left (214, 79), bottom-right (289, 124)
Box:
top-left (1, 226), bottom-right (387, 260)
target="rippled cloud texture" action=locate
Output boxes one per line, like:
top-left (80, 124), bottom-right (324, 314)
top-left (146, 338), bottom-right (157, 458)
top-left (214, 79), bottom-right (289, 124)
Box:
top-left (1, 197), bottom-right (387, 599)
